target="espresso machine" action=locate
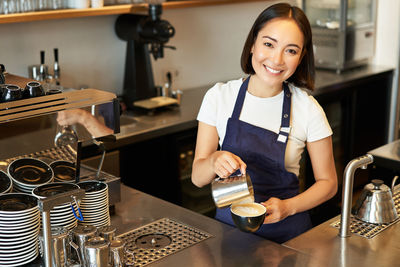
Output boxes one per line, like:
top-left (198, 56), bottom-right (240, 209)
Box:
top-left (0, 72), bottom-right (121, 199)
top-left (0, 72), bottom-right (121, 266)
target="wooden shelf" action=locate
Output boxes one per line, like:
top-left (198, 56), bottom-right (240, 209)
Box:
top-left (0, 0), bottom-right (267, 24)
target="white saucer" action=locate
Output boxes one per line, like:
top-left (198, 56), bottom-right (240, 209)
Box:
top-left (0, 223), bottom-right (39, 237)
top-left (0, 246), bottom-right (38, 266)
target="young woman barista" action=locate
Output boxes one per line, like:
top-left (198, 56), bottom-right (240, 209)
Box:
top-left (191, 3), bottom-right (338, 243)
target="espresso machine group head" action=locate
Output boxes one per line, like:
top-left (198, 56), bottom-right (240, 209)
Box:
top-left (115, 2), bottom-right (176, 110)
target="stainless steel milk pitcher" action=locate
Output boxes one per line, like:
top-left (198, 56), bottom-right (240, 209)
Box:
top-left (211, 172), bottom-right (254, 208)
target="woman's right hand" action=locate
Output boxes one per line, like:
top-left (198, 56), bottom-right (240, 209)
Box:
top-left (210, 151), bottom-right (247, 178)
top-left (192, 122), bottom-right (246, 188)
top-left (57, 109), bottom-right (85, 126)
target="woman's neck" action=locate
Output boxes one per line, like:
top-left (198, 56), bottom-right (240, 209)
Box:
top-left (247, 75), bottom-right (283, 98)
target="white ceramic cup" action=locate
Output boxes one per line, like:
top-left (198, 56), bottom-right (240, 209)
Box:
top-left (91, 0), bottom-right (104, 8)
top-left (69, 0), bottom-right (90, 8)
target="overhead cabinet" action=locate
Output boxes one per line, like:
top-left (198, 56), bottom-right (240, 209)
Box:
top-left (0, 0), bottom-right (267, 24)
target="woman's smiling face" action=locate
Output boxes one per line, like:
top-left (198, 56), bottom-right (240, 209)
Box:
top-left (251, 18), bottom-right (304, 90)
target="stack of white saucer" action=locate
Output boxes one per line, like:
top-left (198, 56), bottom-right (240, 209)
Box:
top-left (77, 181), bottom-right (110, 227)
top-left (0, 193), bottom-right (40, 267)
top-left (7, 158), bottom-right (54, 194)
top-left (32, 182), bottom-right (81, 230)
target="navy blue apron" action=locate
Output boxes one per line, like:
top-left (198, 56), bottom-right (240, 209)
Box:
top-left (215, 77), bottom-right (312, 243)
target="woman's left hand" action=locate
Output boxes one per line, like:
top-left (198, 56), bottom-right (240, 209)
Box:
top-left (261, 197), bottom-right (294, 224)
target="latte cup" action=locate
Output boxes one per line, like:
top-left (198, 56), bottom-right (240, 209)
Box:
top-left (46, 88), bottom-right (63, 95)
top-left (231, 202), bottom-right (267, 233)
top-left (24, 81), bottom-right (45, 98)
top-left (2, 84), bottom-right (23, 102)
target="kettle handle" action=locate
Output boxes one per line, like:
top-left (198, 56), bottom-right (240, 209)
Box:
top-left (392, 176), bottom-right (399, 193)
top-left (351, 189), bottom-right (372, 215)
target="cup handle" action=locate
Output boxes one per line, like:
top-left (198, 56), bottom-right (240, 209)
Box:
top-left (70, 196), bottom-right (84, 221)
top-left (392, 176), bottom-right (399, 193)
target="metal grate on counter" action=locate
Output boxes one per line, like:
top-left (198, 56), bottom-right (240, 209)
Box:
top-left (0, 145), bottom-right (76, 169)
top-left (117, 217), bottom-right (212, 266)
top-left (0, 145), bottom-right (117, 182)
top-left (331, 187), bottom-right (400, 239)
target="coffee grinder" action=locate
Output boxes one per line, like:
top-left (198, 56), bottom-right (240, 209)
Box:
top-left (115, 1), bottom-right (175, 110)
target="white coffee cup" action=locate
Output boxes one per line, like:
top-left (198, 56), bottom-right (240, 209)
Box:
top-left (69, 0), bottom-right (90, 8)
top-left (91, 0), bottom-right (104, 8)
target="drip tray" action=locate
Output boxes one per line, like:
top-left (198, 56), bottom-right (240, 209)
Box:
top-left (117, 218), bottom-right (212, 266)
top-left (331, 188), bottom-right (400, 239)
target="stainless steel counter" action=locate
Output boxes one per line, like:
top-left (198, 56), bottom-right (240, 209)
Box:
top-left (115, 86), bottom-right (208, 148)
top-left (313, 64), bottom-right (393, 95)
top-left (111, 184), bottom-right (326, 267)
top-left (283, 215), bottom-right (400, 267)
top-left (368, 139), bottom-right (400, 172)
top-left (26, 179), bottom-right (400, 267)
top-left (282, 137), bottom-right (400, 267)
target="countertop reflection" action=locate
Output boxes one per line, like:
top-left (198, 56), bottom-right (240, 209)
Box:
top-left (111, 184), bottom-right (323, 267)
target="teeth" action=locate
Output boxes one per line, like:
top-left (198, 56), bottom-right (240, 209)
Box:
top-left (266, 66), bottom-right (281, 74)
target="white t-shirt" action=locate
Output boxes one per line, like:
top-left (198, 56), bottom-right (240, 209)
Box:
top-left (197, 78), bottom-right (332, 177)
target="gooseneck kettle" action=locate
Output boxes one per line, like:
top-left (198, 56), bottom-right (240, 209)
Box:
top-left (352, 178), bottom-right (398, 224)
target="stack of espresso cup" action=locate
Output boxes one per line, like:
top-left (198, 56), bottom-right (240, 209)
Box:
top-left (0, 81), bottom-right (45, 103)
top-left (0, 81), bottom-right (63, 103)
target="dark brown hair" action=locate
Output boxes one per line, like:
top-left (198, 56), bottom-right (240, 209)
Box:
top-left (240, 3), bottom-right (315, 90)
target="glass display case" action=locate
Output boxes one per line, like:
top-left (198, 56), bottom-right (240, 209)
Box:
top-left (302, 0), bottom-right (376, 73)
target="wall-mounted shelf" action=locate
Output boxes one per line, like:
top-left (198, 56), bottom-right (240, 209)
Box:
top-left (0, 74), bottom-right (117, 123)
top-left (0, 0), bottom-right (267, 24)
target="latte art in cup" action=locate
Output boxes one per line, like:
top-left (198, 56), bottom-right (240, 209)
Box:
top-left (230, 202), bottom-right (267, 233)
top-left (231, 203), bottom-right (266, 217)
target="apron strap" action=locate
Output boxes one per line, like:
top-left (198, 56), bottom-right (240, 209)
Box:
top-left (231, 77), bottom-right (250, 119)
top-left (277, 82), bottom-right (292, 143)
top-left (231, 77), bottom-right (292, 143)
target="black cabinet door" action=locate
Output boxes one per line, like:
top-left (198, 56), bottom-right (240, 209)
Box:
top-left (302, 70), bottom-right (393, 226)
top-left (119, 133), bottom-right (182, 205)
